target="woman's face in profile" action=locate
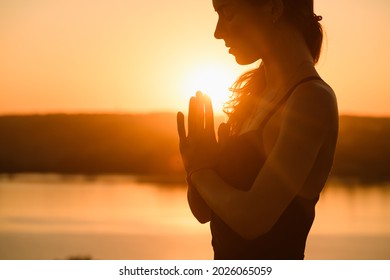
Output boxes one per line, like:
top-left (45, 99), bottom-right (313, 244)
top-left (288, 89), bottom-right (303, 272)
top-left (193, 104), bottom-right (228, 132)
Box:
top-left (212, 0), bottom-right (273, 65)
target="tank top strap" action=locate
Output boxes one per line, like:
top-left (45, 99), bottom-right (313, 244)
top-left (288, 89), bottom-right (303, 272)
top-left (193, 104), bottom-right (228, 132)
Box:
top-left (258, 76), bottom-right (323, 129)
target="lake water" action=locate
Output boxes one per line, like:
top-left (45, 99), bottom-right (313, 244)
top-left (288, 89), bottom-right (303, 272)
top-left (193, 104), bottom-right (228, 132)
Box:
top-left (0, 174), bottom-right (389, 260)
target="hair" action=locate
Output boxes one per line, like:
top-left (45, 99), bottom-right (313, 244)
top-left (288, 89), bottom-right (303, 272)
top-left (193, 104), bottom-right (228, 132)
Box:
top-left (224, 0), bottom-right (323, 134)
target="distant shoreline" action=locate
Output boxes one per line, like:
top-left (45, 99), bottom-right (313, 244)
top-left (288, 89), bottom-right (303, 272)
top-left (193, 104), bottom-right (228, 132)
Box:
top-left (1, 172), bottom-right (389, 187)
top-left (1, 113), bottom-right (390, 183)
top-left (1, 111), bottom-right (390, 118)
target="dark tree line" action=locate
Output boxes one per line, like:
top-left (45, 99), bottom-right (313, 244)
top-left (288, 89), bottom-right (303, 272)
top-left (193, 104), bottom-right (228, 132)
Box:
top-left (0, 114), bottom-right (389, 183)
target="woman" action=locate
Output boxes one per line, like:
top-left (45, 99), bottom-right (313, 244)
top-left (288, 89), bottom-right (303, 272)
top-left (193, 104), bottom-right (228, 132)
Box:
top-left (177, 0), bottom-right (338, 259)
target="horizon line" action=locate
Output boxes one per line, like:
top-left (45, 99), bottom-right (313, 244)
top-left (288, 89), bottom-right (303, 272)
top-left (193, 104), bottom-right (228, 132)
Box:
top-left (0, 110), bottom-right (390, 119)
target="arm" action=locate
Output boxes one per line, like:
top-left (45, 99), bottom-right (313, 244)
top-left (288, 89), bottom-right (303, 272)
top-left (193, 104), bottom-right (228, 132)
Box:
top-left (191, 84), bottom-right (337, 239)
top-left (177, 92), bottom-right (219, 224)
top-left (187, 182), bottom-right (211, 223)
top-left (179, 98), bottom-right (231, 224)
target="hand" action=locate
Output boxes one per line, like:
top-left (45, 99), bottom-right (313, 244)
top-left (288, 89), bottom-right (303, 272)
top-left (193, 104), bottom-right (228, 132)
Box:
top-left (217, 121), bottom-right (230, 150)
top-left (177, 91), bottom-right (220, 174)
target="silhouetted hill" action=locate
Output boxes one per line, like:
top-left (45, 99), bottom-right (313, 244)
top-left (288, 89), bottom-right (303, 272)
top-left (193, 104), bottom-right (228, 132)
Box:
top-left (331, 115), bottom-right (390, 183)
top-left (0, 113), bottom-right (182, 175)
top-left (0, 113), bottom-right (389, 183)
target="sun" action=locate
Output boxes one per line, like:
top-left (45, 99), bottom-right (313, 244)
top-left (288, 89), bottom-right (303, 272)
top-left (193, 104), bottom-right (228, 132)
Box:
top-left (183, 63), bottom-right (237, 115)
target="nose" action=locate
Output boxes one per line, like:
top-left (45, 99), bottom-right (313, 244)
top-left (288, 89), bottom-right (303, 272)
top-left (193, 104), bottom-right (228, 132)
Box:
top-left (214, 18), bottom-right (225, 40)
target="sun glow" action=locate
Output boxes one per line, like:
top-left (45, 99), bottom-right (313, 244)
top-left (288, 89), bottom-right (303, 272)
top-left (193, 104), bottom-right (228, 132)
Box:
top-left (183, 63), bottom-right (237, 115)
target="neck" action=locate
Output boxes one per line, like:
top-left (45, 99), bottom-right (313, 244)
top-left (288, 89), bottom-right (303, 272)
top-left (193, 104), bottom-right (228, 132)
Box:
top-left (262, 28), bottom-right (315, 93)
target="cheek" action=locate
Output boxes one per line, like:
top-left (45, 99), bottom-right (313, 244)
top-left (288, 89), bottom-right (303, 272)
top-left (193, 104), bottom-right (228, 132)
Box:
top-left (229, 26), bottom-right (261, 63)
top-left (228, 14), bottom-right (262, 47)
top-left (224, 7), bottom-right (271, 64)
top-left (228, 20), bottom-right (254, 48)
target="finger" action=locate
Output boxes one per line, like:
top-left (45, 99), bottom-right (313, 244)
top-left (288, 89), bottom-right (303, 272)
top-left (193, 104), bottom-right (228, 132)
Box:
top-left (188, 91), bottom-right (204, 140)
top-left (187, 96), bottom-right (197, 138)
top-left (204, 94), bottom-right (215, 137)
top-left (177, 111), bottom-right (186, 143)
top-left (195, 91), bottom-right (205, 133)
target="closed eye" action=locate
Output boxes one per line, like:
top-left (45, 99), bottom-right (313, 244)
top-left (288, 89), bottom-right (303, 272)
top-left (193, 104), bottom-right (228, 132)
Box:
top-left (216, 4), bottom-right (235, 21)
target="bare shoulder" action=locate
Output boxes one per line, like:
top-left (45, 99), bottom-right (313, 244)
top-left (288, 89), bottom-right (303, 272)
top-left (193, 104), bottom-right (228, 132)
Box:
top-left (283, 78), bottom-right (338, 129)
top-left (288, 78), bottom-right (337, 110)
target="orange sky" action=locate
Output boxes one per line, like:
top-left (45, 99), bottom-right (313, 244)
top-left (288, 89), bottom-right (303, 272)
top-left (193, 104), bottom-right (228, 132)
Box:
top-left (1, 0), bottom-right (389, 116)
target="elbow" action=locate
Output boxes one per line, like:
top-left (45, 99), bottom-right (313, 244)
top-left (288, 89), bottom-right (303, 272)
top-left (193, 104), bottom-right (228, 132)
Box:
top-left (189, 206), bottom-right (211, 224)
top-left (187, 187), bottom-right (211, 224)
top-left (192, 208), bottom-right (211, 224)
top-left (189, 203), bottom-right (211, 224)
top-left (196, 215), bottom-right (211, 224)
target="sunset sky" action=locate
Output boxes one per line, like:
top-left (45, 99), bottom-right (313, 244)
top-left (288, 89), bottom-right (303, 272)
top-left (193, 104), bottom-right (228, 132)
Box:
top-left (1, 0), bottom-right (389, 116)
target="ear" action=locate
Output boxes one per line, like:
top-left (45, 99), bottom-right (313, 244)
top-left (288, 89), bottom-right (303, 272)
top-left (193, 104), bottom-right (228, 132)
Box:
top-left (271, 0), bottom-right (284, 24)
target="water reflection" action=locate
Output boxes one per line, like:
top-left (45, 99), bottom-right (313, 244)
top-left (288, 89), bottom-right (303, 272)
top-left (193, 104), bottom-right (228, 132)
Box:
top-left (0, 174), bottom-right (389, 259)
top-left (0, 174), bottom-right (198, 235)
top-left (311, 180), bottom-right (390, 235)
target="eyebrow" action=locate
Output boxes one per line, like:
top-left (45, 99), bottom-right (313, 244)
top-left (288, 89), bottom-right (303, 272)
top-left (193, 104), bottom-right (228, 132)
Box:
top-left (213, 0), bottom-right (231, 12)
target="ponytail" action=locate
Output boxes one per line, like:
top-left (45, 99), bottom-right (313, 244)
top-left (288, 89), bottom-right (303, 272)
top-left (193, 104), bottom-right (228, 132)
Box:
top-left (304, 14), bottom-right (323, 64)
top-left (283, 0), bottom-right (324, 63)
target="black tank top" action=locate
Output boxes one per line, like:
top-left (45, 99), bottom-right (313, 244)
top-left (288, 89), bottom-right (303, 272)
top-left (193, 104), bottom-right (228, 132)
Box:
top-left (211, 76), bottom-right (322, 260)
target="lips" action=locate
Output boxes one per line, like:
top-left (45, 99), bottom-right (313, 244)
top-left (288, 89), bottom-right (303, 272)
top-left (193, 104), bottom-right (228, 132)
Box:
top-left (224, 41), bottom-right (235, 54)
top-left (225, 43), bottom-right (233, 53)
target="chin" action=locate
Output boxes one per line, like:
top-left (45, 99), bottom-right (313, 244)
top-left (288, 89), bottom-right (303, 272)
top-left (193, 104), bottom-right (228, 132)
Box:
top-left (231, 49), bottom-right (259, 65)
top-left (233, 54), bottom-right (259, 65)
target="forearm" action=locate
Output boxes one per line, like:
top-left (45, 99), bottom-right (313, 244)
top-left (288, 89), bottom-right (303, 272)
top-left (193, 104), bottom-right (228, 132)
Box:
top-left (190, 169), bottom-right (263, 239)
top-left (187, 182), bottom-right (212, 224)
